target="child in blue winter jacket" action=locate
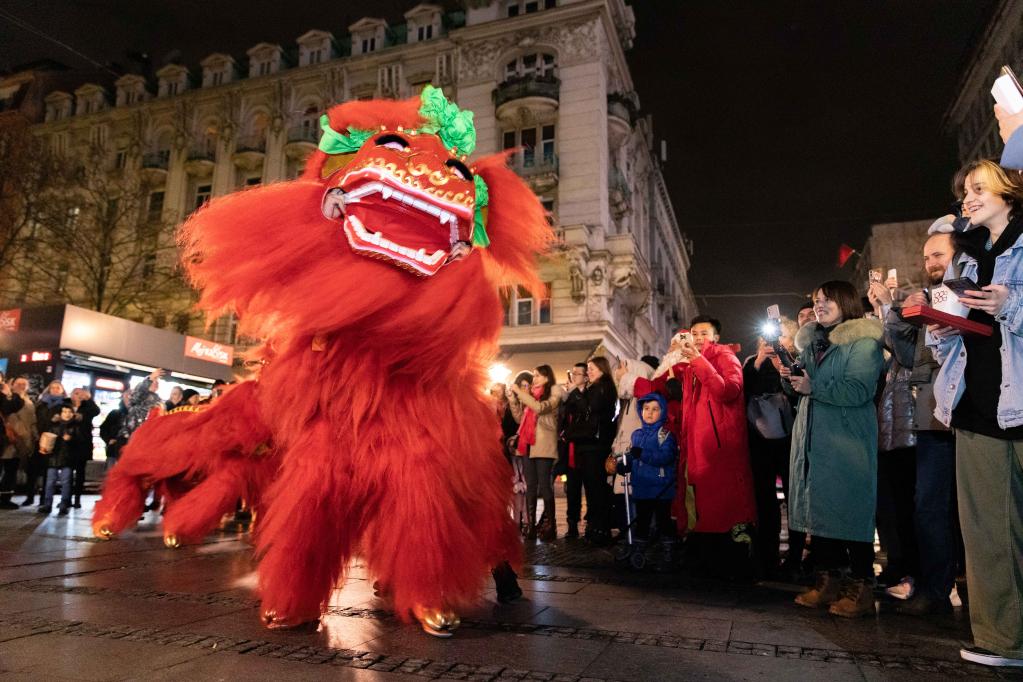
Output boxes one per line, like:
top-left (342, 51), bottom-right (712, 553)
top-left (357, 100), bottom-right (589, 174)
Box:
top-left (628, 393), bottom-right (678, 542)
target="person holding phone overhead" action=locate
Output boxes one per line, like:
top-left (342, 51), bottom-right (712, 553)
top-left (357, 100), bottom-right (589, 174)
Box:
top-left (927, 159), bottom-right (1023, 668)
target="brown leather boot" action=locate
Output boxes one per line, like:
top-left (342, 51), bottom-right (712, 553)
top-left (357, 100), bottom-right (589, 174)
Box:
top-left (537, 511), bottom-right (556, 542)
top-left (794, 571), bottom-right (841, 608)
top-left (829, 578), bottom-right (875, 618)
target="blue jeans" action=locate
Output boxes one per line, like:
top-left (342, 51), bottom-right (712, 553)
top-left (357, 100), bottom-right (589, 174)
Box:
top-left (42, 466), bottom-right (72, 511)
top-left (914, 430), bottom-right (962, 600)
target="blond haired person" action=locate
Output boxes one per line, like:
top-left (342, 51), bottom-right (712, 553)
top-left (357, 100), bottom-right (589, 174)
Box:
top-left (927, 159), bottom-right (1023, 668)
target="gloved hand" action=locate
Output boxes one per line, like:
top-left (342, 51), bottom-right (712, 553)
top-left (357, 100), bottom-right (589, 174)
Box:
top-left (615, 458), bottom-right (631, 475)
top-left (629, 446), bottom-right (643, 461)
top-left (665, 378), bottom-right (683, 401)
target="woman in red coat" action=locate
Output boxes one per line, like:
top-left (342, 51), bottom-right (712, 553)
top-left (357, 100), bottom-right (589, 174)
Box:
top-left (646, 316), bottom-right (758, 578)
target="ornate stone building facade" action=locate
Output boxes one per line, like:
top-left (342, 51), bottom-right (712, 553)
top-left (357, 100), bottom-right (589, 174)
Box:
top-left (7, 0), bottom-right (696, 373)
top-left (946, 0), bottom-right (1023, 163)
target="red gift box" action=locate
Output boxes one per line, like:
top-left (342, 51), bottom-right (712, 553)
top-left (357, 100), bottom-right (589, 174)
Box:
top-left (901, 305), bottom-right (992, 337)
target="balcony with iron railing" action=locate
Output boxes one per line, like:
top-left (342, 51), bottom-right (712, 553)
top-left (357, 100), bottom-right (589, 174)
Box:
top-left (187, 142), bottom-right (216, 162)
top-left (493, 74), bottom-right (560, 123)
top-left (233, 133), bottom-right (266, 171)
top-left (235, 134), bottom-right (267, 154)
top-left (287, 124), bottom-right (318, 144)
top-left (141, 149), bottom-right (170, 170)
top-left (510, 151), bottom-right (558, 191)
top-left (284, 124), bottom-right (319, 161)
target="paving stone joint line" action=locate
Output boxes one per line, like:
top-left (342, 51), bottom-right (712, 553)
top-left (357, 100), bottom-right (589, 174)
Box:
top-left (0, 592), bottom-right (1005, 677)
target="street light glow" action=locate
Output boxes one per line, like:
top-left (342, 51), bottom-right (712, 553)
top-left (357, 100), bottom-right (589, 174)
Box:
top-left (488, 363), bottom-right (511, 386)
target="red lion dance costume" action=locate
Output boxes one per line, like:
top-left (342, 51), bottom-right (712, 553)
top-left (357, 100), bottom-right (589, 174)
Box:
top-left (92, 86), bottom-right (551, 637)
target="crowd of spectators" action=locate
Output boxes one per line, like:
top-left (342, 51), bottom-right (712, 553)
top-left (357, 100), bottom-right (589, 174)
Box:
top-left (0, 368), bottom-right (218, 515)
top-left (483, 107), bottom-right (1023, 668)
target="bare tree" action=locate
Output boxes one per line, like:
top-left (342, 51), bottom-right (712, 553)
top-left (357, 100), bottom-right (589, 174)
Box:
top-left (17, 140), bottom-right (193, 320)
top-left (0, 124), bottom-right (69, 304)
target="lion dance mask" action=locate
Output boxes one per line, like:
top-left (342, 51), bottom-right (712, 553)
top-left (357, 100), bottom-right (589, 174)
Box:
top-left (92, 86), bottom-right (551, 637)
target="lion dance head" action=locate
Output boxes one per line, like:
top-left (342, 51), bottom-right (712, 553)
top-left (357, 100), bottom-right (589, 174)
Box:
top-left (180, 86), bottom-right (552, 353)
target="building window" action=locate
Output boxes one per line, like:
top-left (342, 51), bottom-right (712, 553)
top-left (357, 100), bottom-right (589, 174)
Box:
top-left (167, 81), bottom-right (179, 96)
top-left (212, 71), bottom-right (224, 86)
top-left (115, 148), bottom-right (128, 169)
top-left (174, 312), bottom-right (191, 334)
top-left (379, 64), bottom-right (402, 95)
top-left (362, 37), bottom-right (376, 53)
top-left (55, 260), bottom-right (69, 292)
top-left (540, 197), bottom-right (557, 227)
top-left (505, 52), bottom-right (556, 81)
top-left (502, 283), bottom-right (553, 326)
top-left (245, 176), bottom-right (260, 186)
top-left (51, 132), bottom-right (68, 156)
top-left (89, 124), bottom-right (107, 148)
top-left (141, 252), bottom-right (157, 279)
top-left (507, 0), bottom-right (552, 16)
top-left (503, 124), bottom-right (555, 167)
top-left (194, 184), bottom-right (212, 210)
top-left (436, 53), bottom-right (454, 83)
top-left (147, 191), bottom-right (165, 223)
top-left (212, 313), bottom-right (238, 345)
top-left (417, 24), bottom-right (434, 41)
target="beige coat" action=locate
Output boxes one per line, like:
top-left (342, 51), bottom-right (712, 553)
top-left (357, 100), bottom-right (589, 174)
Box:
top-left (509, 384), bottom-right (566, 460)
top-left (3, 395), bottom-right (37, 464)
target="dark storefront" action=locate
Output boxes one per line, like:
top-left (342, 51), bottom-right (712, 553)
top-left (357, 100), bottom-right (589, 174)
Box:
top-left (0, 305), bottom-right (236, 460)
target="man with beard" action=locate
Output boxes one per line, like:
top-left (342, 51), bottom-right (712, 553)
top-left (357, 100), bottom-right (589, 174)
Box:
top-left (879, 232), bottom-right (962, 615)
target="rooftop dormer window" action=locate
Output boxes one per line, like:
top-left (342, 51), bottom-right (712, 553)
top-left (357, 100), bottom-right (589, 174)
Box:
top-left (156, 64), bottom-right (190, 98)
top-left (247, 43), bottom-right (284, 78)
top-left (201, 53), bottom-right (237, 87)
top-left (297, 30), bottom-right (336, 67)
top-left (349, 18), bottom-right (387, 56)
top-left (74, 84), bottom-right (107, 116)
top-left (405, 4), bottom-right (442, 44)
top-left (44, 92), bottom-right (73, 122)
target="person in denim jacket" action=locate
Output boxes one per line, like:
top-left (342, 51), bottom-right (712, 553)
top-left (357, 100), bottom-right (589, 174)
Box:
top-left (926, 159), bottom-right (1023, 668)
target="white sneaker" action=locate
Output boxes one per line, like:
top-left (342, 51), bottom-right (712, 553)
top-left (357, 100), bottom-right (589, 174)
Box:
top-left (885, 576), bottom-right (915, 600)
top-left (960, 646), bottom-right (1023, 667)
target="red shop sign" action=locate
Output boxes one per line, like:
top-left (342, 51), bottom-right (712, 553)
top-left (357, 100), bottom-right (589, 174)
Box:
top-left (0, 309), bottom-right (21, 332)
top-left (184, 336), bottom-right (234, 366)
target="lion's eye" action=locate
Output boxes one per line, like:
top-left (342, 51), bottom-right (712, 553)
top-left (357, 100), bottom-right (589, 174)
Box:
top-left (446, 159), bottom-right (472, 181)
top-left (375, 134), bottom-right (410, 152)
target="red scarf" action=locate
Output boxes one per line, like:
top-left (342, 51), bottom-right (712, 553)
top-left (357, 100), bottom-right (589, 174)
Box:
top-left (516, 386), bottom-right (544, 456)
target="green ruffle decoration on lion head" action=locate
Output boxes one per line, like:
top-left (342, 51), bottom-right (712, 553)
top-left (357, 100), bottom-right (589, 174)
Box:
top-left (317, 85), bottom-right (490, 248)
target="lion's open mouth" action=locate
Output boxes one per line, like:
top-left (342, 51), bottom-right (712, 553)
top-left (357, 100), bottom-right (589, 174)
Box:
top-left (328, 166), bottom-right (475, 276)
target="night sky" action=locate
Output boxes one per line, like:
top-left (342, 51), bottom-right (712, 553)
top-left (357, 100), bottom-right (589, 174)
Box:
top-left (0, 0), bottom-right (1000, 352)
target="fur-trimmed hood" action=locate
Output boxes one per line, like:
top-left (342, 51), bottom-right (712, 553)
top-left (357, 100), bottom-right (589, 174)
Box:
top-left (617, 357), bottom-right (655, 400)
top-left (795, 318), bottom-right (883, 353)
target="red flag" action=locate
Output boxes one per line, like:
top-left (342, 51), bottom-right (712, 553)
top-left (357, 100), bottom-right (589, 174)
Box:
top-left (837, 243), bottom-right (858, 268)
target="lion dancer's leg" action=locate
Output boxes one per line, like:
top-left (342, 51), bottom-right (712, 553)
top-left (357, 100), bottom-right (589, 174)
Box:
top-left (159, 450), bottom-right (279, 547)
top-left (360, 440), bottom-right (521, 637)
top-left (253, 420), bottom-right (363, 629)
top-left (93, 382), bottom-right (271, 540)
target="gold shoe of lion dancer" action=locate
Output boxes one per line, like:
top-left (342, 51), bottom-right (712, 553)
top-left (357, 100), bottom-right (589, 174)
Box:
top-left (260, 609), bottom-right (320, 631)
top-left (412, 604), bottom-right (460, 638)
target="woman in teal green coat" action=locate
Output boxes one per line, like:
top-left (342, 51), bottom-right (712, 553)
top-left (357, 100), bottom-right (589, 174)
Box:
top-left (780, 281), bottom-right (884, 618)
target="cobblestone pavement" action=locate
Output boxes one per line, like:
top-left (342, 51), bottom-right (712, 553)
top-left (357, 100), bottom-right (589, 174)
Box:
top-left (2, 496), bottom-right (1020, 681)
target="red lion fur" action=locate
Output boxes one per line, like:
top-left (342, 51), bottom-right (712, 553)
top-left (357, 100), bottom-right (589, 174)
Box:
top-left (94, 92), bottom-right (552, 625)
